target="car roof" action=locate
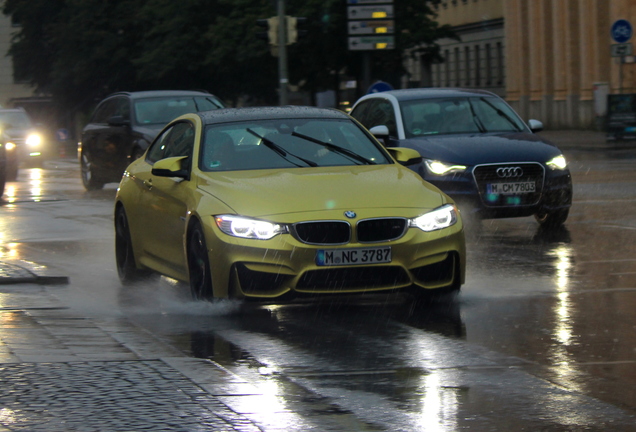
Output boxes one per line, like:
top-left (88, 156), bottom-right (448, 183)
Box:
top-left (365, 88), bottom-right (500, 101)
top-left (105, 90), bottom-right (215, 100)
top-left (197, 106), bottom-right (349, 125)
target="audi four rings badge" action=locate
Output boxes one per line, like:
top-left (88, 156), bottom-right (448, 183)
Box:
top-left (496, 167), bottom-right (523, 178)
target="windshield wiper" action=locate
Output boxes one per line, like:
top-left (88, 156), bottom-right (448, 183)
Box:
top-left (291, 131), bottom-right (376, 165)
top-left (479, 98), bottom-right (523, 132)
top-left (246, 129), bottom-right (317, 167)
top-left (467, 100), bottom-right (487, 132)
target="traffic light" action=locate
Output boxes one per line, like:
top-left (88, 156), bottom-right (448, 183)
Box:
top-left (286, 16), bottom-right (307, 45)
top-left (256, 17), bottom-right (279, 46)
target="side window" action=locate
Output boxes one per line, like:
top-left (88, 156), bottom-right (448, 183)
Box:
top-left (350, 100), bottom-right (372, 127)
top-left (367, 99), bottom-right (397, 137)
top-left (164, 122), bottom-right (195, 160)
top-left (113, 97), bottom-right (131, 121)
top-left (146, 128), bottom-right (172, 163)
top-left (146, 122), bottom-right (195, 166)
top-left (91, 99), bottom-right (117, 123)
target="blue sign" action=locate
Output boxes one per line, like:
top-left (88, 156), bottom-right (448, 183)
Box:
top-left (56, 128), bottom-right (69, 141)
top-left (367, 80), bottom-right (394, 94)
top-left (611, 19), bottom-right (633, 43)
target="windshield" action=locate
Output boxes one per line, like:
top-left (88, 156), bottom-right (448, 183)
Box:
top-left (200, 118), bottom-right (391, 171)
top-left (134, 96), bottom-right (223, 125)
top-left (0, 111), bottom-right (34, 129)
top-left (400, 96), bottom-right (528, 137)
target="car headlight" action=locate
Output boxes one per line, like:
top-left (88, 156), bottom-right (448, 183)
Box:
top-left (26, 133), bottom-right (42, 148)
top-left (425, 159), bottom-right (466, 175)
top-left (546, 154), bottom-right (567, 170)
top-left (5, 142), bottom-right (16, 151)
top-left (410, 204), bottom-right (458, 232)
top-left (215, 215), bottom-right (287, 240)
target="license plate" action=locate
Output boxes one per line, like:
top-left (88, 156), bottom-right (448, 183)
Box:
top-left (316, 247), bottom-right (392, 266)
top-left (487, 181), bottom-right (535, 195)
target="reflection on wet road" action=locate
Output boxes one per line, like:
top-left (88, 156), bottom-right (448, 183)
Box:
top-left (2, 140), bottom-right (636, 430)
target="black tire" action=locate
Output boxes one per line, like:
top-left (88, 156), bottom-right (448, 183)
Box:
top-left (187, 222), bottom-right (214, 301)
top-left (80, 151), bottom-right (104, 190)
top-left (534, 208), bottom-right (569, 229)
top-left (115, 206), bottom-right (149, 284)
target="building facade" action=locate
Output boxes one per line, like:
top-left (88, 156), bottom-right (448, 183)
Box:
top-left (405, 0), bottom-right (636, 129)
top-left (0, 10), bottom-right (35, 108)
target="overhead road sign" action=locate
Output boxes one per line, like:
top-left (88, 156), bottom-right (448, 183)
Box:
top-left (347, 0), bottom-right (391, 4)
top-left (348, 20), bottom-right (394, 35)
top-left (348, 36), bottom-right (395, 51)
top-left (347, 5), bottom-right (394, 20)
top-left (611, 19), bottom-right (633, 43)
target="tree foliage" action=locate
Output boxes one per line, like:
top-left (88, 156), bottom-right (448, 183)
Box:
top-left (3, 0), bottom-right (453, 112)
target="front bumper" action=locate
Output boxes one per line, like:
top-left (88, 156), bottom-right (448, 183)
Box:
top-left (10, 140), bottom-right (51, 166)
top-left (204, 219), bottom-right (466, 300)
top-left (419, 164), bottom-right (572, 219)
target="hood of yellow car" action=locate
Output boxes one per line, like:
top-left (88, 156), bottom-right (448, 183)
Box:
top-left (196, 165), bottom-right (446, 218)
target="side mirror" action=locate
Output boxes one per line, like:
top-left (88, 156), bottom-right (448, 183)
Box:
top-left (528, 119), bottom-right (544, 133)
top-left (369, 125), bottom-right (389, 137)
top-left (369, 125), bottom-right (390, 146)
top-left (386, 147), bottom-right (422, 166)
top-left (108, 115), bottom-right (130, 127)
top-left (151, 156), bottom-right (189, 179)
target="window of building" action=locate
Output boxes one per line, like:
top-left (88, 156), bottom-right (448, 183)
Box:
top-left (445, 49), bottom-right (451, 86)
top-left (485, 43), bottom-right (492, 85)
top-left (465, 46), bottom-right (471, 86)
top-left (435, 62), bottom-right (442, 87)
top-left (475, 45), bottom-right (481, 87)
top-left (496, 42), bottom-right (504, 85)
top-left (454, 47), bottom-right (460, 87)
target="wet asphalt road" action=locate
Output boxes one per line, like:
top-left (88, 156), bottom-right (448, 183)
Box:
top-left (1, 131), bottom-right (636, 431)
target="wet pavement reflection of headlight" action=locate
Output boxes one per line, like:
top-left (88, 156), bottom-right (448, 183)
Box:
top-left (29, 170), bottom-right (42, 201)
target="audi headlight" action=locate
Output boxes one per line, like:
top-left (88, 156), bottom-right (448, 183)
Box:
top-left (425, 159), bottom-right (466, 175)
top-left (546, 154), bottom-right (567, 170)
top-left (410, 204), bottom-right (458, 232)
top-left (215, 215), bottom-right (287, 240)
top-left (26, 133), bottom-right (42, 148)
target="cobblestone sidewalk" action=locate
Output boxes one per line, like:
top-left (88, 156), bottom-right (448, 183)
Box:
top-left (0, 360), bottom-right (261, 432)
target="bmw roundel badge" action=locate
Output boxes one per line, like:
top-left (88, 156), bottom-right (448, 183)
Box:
top-left (344, 211), bottom-right (357, 219)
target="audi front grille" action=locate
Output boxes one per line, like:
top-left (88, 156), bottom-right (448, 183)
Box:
top-left (473, 162), bottom-right (545, 207)
top-left (292, 221), bottom-right (351, 245)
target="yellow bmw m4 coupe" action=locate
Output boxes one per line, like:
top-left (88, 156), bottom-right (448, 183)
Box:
top-left (114, 106), bottom-right (466, 302)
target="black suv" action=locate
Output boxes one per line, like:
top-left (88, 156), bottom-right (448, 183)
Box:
top-left (79, 90), bottom-right (224, 190)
